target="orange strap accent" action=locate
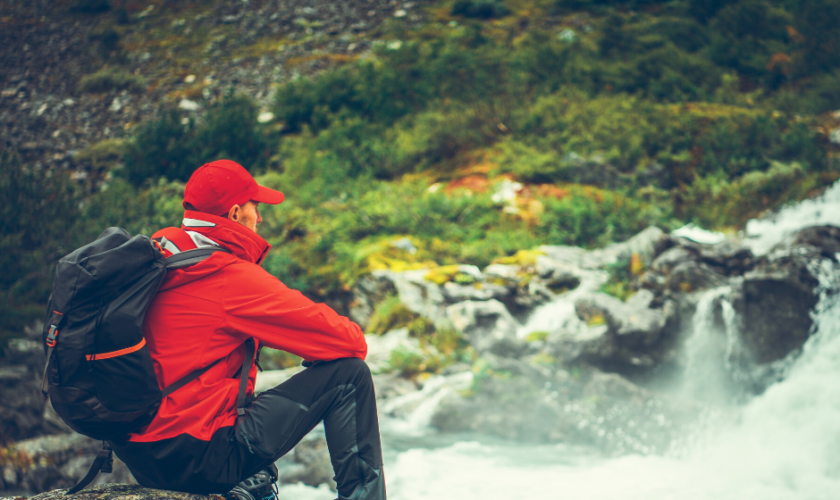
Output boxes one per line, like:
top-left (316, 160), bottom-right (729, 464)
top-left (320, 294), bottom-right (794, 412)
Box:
top-left (87, 338), bottom-right (146, 361)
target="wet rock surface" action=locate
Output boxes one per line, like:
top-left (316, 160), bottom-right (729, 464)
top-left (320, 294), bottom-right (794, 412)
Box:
top-left (1, 483), bottom-right (220, 500)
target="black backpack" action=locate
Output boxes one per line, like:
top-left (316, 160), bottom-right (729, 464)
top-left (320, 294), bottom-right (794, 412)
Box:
top-left (40, 227), bottom-right (255, 494)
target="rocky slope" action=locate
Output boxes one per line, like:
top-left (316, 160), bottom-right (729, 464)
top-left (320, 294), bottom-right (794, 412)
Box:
top-left (0, 0), bottom-right (433, 175)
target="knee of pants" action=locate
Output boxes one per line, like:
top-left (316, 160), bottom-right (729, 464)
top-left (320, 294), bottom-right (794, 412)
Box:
top-left (332, 357), bottom-right (372, 383)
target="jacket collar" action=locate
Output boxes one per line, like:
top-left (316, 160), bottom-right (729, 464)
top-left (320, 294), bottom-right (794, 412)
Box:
top-left (181, 210), bottom-right (271, 265)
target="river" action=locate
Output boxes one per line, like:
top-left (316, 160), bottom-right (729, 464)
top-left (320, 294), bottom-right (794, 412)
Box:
top-left (280, 182), bottom-right (840, 500)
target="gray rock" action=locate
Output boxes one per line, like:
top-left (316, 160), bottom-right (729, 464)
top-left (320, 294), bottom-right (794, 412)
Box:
top-left (665, 260), bottom-right (727, 293)
top-left (699, 240), bottom-right (755, 276)
top-left (371, 270), bottom-right (447, 325)
top-left (575, 292), bottom-right (667, 341)
top-left (730, 257), bottom-right (819, 364)
top-left (441, 281), bottom-right (509, 303)
top-left (8, 484), bottom-right (213, 500)
top-left (650, 246), bottom-right (697, 275)
top-left (445, 300), bottom-right (525, 357)
top-left (349, 273), bottom-right (397, 329)
top-left (279, 436), bottom-right (336, 491)
top-left (3, 432), bottom-right (136, 493)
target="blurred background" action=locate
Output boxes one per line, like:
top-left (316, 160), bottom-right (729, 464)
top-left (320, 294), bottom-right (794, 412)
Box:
top-left (2, 0), bottom-right (840, 499)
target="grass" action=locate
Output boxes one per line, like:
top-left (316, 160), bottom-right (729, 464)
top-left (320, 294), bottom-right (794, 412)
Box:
top-left (78, 67), bottom-right (146, 93)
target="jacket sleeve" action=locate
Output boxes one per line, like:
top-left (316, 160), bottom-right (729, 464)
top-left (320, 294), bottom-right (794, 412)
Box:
top-left (222, 262), bottom-right (367, 361)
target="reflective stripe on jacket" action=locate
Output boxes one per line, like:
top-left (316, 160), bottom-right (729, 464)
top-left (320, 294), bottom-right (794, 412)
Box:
top-left (128, 210), bottom-right (367, 443)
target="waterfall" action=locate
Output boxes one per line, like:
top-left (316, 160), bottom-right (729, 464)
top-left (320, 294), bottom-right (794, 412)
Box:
top-left (681, 286), bottom-right (751, 404)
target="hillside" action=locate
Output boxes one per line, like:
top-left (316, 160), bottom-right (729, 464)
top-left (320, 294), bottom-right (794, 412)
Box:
top-left (2, 0), bottom-right (840, 348)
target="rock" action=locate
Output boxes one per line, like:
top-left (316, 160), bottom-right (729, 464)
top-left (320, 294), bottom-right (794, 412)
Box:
top-left (363, 328), bottom-right (422, 374)
top-left (730, 257), bottom-right (820, 364)
top-left (178, 99), bottom-right (199, 111)
top-left (379, 371), bottom-right (473, 425)
top-left (575, 292), bottom-right (667, 341)
top-left (650, 246), bottom-right (697, 275)
top-left (482, 263), bottom-right (519, 283)
top-left (371, 270), bottom-right (447, 325)
top-left (348, 273), bottom-right (397, 328)
top-left (372, 372), bottom-right (418, 400)
top-left (254, 366), bottom-right (304, 393)
top-left (665, 260), bottom-right (727, 293)
top-left (2, 433), bottom-right (136, 492)
top-left (0, 334), bottom-right (56, 445)
top-left (787, 225), bottom-right (840, 260)
top-left (567, 291), bottom-right (676, 372)
top-left (699, 240), bottom-right (755, 276)
top-left (440, 281), bottom-right (509, 302)
top-left (542, 226), bottom-right (668, 270)
top-left (830, 127), bottom-right (840, 146)
top-left (6, 484), bottom-right (217, 500)
top-left (445, 300), bottom-right (525, 356)
top-left (279, 436), bottom-right (336, 491)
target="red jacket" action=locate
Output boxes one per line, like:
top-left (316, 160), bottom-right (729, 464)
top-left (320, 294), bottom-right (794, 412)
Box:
top-left (128, 210), bottom-right (366, 443)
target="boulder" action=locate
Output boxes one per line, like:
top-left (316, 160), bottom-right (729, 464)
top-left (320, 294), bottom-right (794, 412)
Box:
top-left (1, 331), bottom-right (69, 445)
top-left (726, 225), bottom-right (840, 365)
top-left (1, 433), bottom-right (135, 493)
top-left (574, 292), bottom-right (667, 343)
top-left (440, 281), bottom-right (510, 303)
top-left (699, 240), bottom-right (755, 276)
top-left (542, 226), bottom-right (668, 271)
top-left (445, 300), bottom-right (525, 357)
top-left (349, 273), bottom-right (397, 328)
top-left (278, 436), bottom-right (336, 491)
top-left (730, 256), bottom-right (819, 365)
top-left (665, 260), bottom-right (727, 293)
top-left (370, 270), bottom-right (447, 326)
top-left (3, 484), bottom-right (215, 500)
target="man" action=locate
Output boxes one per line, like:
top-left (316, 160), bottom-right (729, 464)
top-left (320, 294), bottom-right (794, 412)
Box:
top-left (110, 160), bottom-right (386, 500)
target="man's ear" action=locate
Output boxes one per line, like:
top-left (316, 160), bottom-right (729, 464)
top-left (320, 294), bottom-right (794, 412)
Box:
top-left (227, 204), bottom-right (241, 222)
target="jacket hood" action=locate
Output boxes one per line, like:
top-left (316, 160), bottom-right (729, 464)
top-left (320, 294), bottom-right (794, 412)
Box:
top-left (181, 210), bottom-right (271, 265)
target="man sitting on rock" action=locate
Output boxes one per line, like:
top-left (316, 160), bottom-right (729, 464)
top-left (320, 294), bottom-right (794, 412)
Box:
top-left (110, 160), bottom-right (385, 500)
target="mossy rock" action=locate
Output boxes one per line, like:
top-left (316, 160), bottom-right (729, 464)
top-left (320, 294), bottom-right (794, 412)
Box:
top-left (5, 484), bottom-right (224, 500)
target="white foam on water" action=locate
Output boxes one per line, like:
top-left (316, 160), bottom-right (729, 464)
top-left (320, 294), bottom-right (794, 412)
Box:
top-left (745, 180), bottom-right (840, 255)
top-left (673, 223), bottom-right (727, 245)
top-left (387, 281), bottom-right (840, 499)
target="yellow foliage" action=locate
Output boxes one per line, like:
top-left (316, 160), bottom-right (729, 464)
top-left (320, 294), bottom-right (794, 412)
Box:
top-left (492, 248), bottom-right (545, 266)
top-left (587, 314), bottom-right (606, 327)
top-left (425, 265), bottom-right (463, 285)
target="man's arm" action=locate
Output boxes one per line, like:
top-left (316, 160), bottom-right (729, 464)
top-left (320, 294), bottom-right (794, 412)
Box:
top-left (222, 261), bottom-right (367, 362)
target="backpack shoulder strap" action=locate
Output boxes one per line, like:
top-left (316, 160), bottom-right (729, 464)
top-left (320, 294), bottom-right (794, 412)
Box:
top-left (165, 247), bottom-right (230, 269)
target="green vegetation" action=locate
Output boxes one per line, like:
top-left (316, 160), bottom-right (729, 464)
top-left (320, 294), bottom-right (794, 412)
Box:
top-left (78, 67), bottom-right (145, 94)
top-left (122, 95), bottom-right (268, 186)
top-left (4, 0), bottom-right (840, 348)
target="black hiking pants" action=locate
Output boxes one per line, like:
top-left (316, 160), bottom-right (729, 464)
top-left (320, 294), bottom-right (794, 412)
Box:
top-left (113, 358), bottom-right (385, 500)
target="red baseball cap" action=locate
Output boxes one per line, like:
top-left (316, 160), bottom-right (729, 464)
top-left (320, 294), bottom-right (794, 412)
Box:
top-left (183, 159), bottom-right (284, 215)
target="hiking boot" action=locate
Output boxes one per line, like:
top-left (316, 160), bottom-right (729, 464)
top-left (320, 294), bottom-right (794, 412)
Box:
top-left (226, 465), bottom-right (279, 500)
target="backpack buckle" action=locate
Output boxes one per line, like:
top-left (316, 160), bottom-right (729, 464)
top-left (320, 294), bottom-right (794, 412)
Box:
top-left (46, 325), bottom-right (59, 347)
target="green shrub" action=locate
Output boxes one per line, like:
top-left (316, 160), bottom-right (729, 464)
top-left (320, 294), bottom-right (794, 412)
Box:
top-left (388, 347), bottom-right (427, 377)
top-left (260, 349), bottom-right (303, 370)
top-left (0, 153), bottom-right (78, 351)
top-left (122, 95), bottom-right (269, 186)
top-left (69, 0), bottom-right (110, 14)
top-left (451, 0), bottom-right (510, 19)
top-left (78, 67), bottom-right (145, 94)
top-left (366, 296), bottom-right (419, 334)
